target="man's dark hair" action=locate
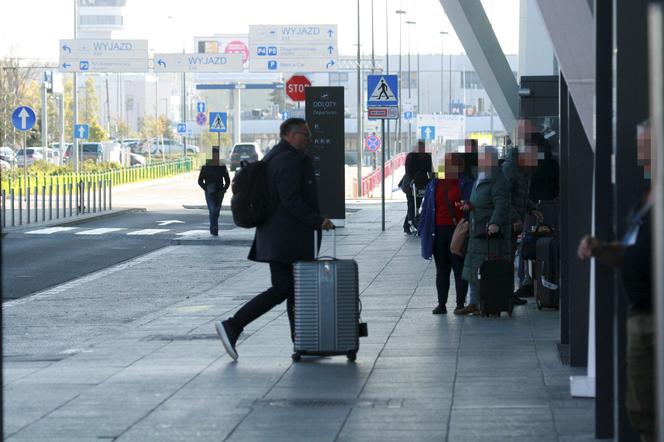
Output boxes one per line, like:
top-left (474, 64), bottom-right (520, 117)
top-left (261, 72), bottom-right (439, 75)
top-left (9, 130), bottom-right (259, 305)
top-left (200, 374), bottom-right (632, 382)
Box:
top-left (212, 147), bottom-right (220, 155)
top-left (280, 118), bottom-right (307, 138)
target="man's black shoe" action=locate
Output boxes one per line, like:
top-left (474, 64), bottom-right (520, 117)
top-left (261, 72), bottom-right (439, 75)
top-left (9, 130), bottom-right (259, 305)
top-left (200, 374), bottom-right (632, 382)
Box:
top-left (512, 296), bottom-right (528, 305)
top-left (215, 319), bottom-right (239, 361)
top-left (515, 284), bottom-right (534, 298)
top-left (432, 305), bottom-right (447, 314)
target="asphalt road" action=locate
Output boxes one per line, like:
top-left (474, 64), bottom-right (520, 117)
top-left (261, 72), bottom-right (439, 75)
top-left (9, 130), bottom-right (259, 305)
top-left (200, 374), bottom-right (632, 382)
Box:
top-left (2, 208), bottom-right (235, 301)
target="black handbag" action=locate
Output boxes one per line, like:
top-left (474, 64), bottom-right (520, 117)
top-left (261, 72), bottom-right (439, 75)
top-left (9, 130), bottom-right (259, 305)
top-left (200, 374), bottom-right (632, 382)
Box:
top-left (399, 174), bottom-right (413, 194)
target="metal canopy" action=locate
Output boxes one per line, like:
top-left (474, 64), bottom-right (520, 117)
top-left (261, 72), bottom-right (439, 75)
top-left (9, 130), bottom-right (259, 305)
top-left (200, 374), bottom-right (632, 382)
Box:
top-left (438, 0), bottom-right (519, 134)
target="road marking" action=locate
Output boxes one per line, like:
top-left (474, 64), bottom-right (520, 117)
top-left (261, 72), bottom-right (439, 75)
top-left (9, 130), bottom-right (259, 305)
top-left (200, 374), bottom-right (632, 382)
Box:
top-left (126, 229), bottom-right (171, 236)
top-left (157, 220), bottom-right (185, 226)
top-left (25, 227), bottom-right (80, 235)
top-left (3, 247), bottom-right (173, 308)
top-left (75, 228), bottom-right (126, 235)
top-left (176, 230), bottom-right (210, 236)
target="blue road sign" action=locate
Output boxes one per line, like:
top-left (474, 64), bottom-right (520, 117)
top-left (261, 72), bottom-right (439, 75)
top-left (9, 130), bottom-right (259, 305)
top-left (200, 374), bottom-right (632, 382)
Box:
top-left (365, 134), bottom-right (381, 152)
top-left (197, 102), bottom-right (206, 113)
top-left (420, 126), bottom-right (436, 141)
top-left (367, 74), bottom-right (398, 107)
top-left (268, 46), bottom-right (277, 55)
top-left (257, 46), bottom-right (267, 56)
top-left (80, 60), bottom-right (89, 71)
top-left (11, 106), bottom-right (36, 131)
top-left (268, 60), bottom-right (278, 70)
top-left (209, 112), bottom-right (228, 133)
top-left (196, 112), bottom-right (207, 126)
top-left (74, 124), bottom-right (89, 139)
top-left (404, 111), bottom-right (413, 120)
top-left (177, 123), bottom-right (187, 134)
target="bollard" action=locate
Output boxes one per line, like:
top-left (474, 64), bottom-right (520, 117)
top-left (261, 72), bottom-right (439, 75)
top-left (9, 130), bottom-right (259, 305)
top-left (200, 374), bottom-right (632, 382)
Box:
top-left (109, 179), bottom-right (112, 210)
top-left (1, 189), bottom-right (5, 228)
top-left (93, 181), bottom-right (96, 213)
top-left (19, 188), bottom-right (23, 225)
top-left (11, 189), bottom-right (15, 226)
top-left (103, 179), bottom-right (106, 211)
top-left (69, 182), bottom-right (73, 217)
top-left (75, 180), bottom-right (79, 215)
top-left (56, 184), bottom-right (60, 219)
top-left (87, 181), bottom-right (91, 214)
top-left (26, 187), bottom-right (30, 225)
top-left (48, 185), bottom-right (52, 220)
top-left (42, 185), bottom-right (46, 222)
top-left (98, 180), bottom-right (102, 212)
top-left (34, 185), bottom-right (38, 223)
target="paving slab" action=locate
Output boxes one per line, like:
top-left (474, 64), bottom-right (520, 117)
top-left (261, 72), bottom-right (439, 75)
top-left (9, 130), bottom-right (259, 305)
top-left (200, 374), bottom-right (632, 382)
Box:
top-left (3, 202), bottom-right (596, 441)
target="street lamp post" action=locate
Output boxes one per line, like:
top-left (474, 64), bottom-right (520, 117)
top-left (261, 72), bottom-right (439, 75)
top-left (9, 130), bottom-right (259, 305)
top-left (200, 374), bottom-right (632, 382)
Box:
top-left (440, 31), bottom-right (448, 114)
top-left (406, 20), bottom-right (416, 150)
top-left (356, 0), bottom-right (363, 197)
top-left (395, 9), bottom-right (406, 153)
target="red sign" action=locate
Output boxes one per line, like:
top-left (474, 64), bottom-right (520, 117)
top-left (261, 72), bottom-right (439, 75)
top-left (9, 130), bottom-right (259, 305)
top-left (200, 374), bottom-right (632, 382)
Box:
top-left (285, 75), bottom-right (311, 102)
top-left (224, 40), bottom-right (249, 63)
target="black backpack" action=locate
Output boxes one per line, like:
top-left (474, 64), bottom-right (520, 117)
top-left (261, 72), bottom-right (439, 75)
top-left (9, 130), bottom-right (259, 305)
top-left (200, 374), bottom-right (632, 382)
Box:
top-left (231, 160), bottom-right (271, 228)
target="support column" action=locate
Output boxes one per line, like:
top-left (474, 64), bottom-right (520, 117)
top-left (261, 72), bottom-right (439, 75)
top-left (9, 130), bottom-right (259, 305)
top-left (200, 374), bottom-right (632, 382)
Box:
top-left (559, 73), bottom-right (570, 346)
top-left (594, 0), bottom-right (615, 436)
top-left (613, 0), bottom-right (650, 438)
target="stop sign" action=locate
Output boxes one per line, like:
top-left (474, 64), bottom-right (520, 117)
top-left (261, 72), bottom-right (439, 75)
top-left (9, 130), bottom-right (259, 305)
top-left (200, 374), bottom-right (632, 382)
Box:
top-left (285, 75), bottom-right (311, 101)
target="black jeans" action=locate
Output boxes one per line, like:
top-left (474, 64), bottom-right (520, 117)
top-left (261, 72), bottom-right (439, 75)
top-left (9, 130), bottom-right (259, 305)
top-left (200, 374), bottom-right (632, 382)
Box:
top-left (433, 225), bottom-right (467, 306)
top-left (403, 192), bottom-right (424, 232)
top-left (204, 191), bottom-right (224, 233)
top-left (230, 262), bottom-right (295, 341)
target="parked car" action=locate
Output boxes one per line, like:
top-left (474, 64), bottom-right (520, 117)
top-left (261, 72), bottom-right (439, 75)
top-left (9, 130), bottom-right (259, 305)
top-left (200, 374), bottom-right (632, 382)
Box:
top-left (0, 159), bottom-right (10, 171)
top-left (229, 143), bottom-right (262, 171)
top-left (0, 146), bottom-right (17, 167)
top-left (15, 148), bottom-right (44, 167)
top-left (141, 138), bottom-right (199, 155)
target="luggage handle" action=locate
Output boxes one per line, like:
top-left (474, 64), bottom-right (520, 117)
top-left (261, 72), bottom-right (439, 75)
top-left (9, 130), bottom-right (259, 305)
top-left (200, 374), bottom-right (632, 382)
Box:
top-left (314, 228), bottom-right (336, 260)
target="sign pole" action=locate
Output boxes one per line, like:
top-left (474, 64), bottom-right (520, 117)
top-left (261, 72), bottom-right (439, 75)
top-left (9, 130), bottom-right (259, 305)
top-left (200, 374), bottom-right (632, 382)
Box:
top-left (381, 119), bottom-right (385, 231)
top-left (23, 132), bottom-right (27, 197)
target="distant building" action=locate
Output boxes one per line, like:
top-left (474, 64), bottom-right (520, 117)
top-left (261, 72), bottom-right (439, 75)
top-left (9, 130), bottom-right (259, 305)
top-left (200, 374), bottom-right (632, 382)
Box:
top-left (77, 0), bottom-right (127, 39)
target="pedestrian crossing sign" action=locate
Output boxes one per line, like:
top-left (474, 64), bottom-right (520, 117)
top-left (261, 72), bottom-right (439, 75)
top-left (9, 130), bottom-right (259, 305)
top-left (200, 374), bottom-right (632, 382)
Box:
top-left (209, 112), bottom-right (228, 133)
top-left (367, 74), bottom-right (398, 107)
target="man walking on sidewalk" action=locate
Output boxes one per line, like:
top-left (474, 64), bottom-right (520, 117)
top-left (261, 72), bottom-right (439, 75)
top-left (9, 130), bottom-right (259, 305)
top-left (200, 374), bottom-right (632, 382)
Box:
top-left (215, 118), bottom-right (335, 360)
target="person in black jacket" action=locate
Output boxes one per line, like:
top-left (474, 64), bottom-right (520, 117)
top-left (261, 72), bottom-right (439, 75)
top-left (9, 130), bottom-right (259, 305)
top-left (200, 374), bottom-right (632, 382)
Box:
top-left (215, 118), bottom-right (335, 360)
top-left (401, 140), bottom-right (433, 234)
top-left (197, 147), bottom-right (230, 236)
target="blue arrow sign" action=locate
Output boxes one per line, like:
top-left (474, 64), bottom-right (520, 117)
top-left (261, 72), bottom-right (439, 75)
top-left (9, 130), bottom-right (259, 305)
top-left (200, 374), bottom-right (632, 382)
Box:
top-left (367, 74), bottom-right (398, 107)
top-left (62, 44), bottom-right (72, 53)
top-left (420, 126), bottom-right (435, 141)
top-left (404, 111), bottom-right (413, 120)
top-left (177, 123), bottom-right (187, 134)
top-left (197, 102), bottom-right (206, 113)
top-left (74, 124), bottom-right (89, 139)
top-left (11, 106), bottom-right (36, 131)
top-left (209, 112), bottom-right (228, 133)
top-left (326, 60), bottom-right (335, 69)
top-left (327, 45), bottom-right (334, 54)
top-left (157, 59), bottom-right (166, 67)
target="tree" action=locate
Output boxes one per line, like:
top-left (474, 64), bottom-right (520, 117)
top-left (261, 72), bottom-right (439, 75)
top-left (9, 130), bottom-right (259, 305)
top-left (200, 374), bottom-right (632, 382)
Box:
top-left (0, 58), bottom-right (41, 147)
top-left (269, 88), bottom-right (294, 115)
top-left (139, 115), bottom-right (172, 139)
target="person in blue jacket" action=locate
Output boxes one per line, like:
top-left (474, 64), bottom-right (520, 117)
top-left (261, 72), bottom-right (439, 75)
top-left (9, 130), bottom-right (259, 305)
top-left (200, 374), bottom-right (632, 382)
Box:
top-left (420, 152), bottom-right (471, 314)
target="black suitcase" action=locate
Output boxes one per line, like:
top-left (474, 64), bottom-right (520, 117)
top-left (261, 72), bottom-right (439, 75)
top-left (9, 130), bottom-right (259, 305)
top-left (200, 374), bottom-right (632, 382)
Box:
top-left (534, 236), bottom-right (559, 310)
top-left (478, 237), bottom-right (514, 317)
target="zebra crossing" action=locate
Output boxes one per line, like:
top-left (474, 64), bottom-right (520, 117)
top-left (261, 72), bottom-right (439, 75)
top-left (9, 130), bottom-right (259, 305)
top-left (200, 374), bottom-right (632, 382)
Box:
top-left (23, 226), bottom-right (230, 237)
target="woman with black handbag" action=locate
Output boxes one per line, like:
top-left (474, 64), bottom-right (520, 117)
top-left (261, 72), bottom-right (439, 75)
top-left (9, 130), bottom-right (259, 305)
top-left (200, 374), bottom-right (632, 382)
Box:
top-left (456, 146), bottom-right (511, 315)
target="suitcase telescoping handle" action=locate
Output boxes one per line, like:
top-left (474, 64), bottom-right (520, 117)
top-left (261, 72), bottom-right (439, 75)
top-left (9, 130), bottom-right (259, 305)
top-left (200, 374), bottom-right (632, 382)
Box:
top-left (314, 228), bottom-right (336, 260)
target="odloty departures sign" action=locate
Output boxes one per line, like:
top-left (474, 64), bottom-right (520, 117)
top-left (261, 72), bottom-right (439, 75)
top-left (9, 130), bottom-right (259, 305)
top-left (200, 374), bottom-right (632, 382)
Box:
top-left (305, 87), bottom-right (345, 220)
top-left (249, 25), bottom-right (338, 72)
top-left (153, 53), bottom-right (244, 73)
top-left (59, 39), bottom-right (148, 73)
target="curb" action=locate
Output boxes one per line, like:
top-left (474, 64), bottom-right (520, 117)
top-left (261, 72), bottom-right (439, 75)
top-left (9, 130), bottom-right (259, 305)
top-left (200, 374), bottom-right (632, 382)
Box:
top-left (1, 208), bottom-right (146, 234)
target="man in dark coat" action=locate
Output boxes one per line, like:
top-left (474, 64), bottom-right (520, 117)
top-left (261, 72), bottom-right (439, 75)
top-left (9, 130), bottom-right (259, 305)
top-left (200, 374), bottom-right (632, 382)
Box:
top-left (197, 147), bottom-right (230, 236)
top-left (215, 118), bottom-right (335, 360)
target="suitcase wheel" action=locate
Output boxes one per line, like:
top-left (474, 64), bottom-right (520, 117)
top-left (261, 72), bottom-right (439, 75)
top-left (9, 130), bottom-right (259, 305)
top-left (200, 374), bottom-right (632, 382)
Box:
top-left (292, 352), bottom-right (302, 362)
top-left (537, 299), bottom-right (543, 310)
top-left (347, 351), bottom-right (357, 362)
top-left (507, 299), bottom-right (514, 317)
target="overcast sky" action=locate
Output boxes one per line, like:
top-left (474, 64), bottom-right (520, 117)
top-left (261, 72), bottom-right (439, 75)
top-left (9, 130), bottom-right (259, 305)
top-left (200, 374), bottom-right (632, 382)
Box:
top-left (1, 0), bottom-right (520, 61)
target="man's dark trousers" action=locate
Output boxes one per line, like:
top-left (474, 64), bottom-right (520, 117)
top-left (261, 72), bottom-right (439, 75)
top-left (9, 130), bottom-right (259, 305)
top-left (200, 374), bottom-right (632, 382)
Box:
top-left (205, 192), bottom-right (223, 233)
top-left (230, 262), bottom-right (295, 340)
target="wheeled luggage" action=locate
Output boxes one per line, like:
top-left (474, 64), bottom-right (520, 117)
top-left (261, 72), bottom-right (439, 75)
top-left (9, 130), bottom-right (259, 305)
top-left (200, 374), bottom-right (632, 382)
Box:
top-left (478, 236), bottom-right (514, 317)
top-left (534, 236), bottom-right (560, 310)
top-left (292, 230), bottom-right (363, 362)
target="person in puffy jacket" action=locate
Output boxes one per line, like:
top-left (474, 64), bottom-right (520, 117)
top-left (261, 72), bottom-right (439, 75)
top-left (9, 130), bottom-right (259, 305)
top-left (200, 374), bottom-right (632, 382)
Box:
top-left (420, 152), bottom-right (467, 314)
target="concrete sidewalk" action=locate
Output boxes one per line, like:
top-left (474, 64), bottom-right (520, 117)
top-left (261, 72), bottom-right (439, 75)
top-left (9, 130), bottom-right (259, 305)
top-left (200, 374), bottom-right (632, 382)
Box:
top-left (2, 203), bottom-right (595, 441)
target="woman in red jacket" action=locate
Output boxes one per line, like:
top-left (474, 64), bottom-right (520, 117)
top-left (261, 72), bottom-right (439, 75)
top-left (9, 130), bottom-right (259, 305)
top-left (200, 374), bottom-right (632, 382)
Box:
top-left (431, 152), bottom-right (467, 314)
